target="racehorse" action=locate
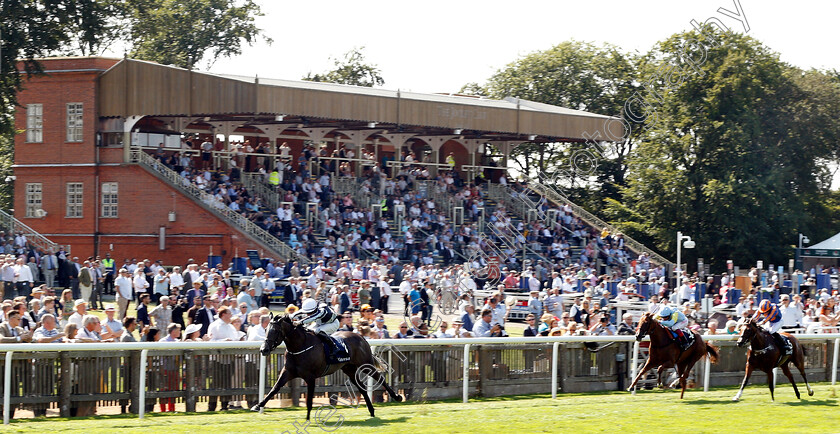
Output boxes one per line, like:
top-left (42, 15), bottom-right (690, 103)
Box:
top-left (732, 320), bottom-right (814, 401)
top-left (251, 313), bottom-right (403, 419)
top-left (627, 312), bottom-right (719, 398)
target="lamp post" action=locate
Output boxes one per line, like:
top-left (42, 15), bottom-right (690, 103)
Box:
top-left (796, 233), bottom-right (809, 272)
top-left (676, 231), bottom-right (695, 283)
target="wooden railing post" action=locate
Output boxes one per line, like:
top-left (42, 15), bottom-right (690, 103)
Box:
top-left (184, 350), bottom-right (196, 412)
top-left (59, 352), bottom-right (72, 417)
top-left (129, 350), bottom-right (140, 414)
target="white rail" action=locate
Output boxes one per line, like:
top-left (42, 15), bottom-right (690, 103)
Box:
top-left (3, 333), bottom-right (839, 425)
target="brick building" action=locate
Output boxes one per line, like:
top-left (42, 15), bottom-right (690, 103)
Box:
top-left (12, 57), bottom-right (620, 265)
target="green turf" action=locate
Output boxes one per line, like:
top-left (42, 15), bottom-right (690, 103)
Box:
top-left (6, 383), bottom-right (839, 433)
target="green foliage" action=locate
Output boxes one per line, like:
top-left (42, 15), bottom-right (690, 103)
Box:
top-left (303, 47), bottom-right (384, 87)
top-left (469, 41), bottom-right (641, 197)
top-left (127, 0), bottom-right (271, 69)
top-left (623, 29), bottom-right (840, 269)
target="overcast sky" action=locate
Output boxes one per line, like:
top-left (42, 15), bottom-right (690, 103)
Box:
top-left (206, 0), bottom-right (837, 94)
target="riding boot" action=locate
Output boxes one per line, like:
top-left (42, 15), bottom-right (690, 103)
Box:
top-left (318, 330), bottom-right (340, 356)
top-left (772, 332), bottom-right (788, 353)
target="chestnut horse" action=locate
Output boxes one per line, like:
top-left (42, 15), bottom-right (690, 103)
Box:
top-left (627, 312), bottom-right (719, 398)
top-left (251, 314), bottom-right (403, 420)
top-left (732, 320), bottom-right (814, 401)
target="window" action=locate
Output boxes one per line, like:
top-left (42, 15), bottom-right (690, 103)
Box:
top-left (66, 103), bottom-right (83, 142)
top-left (26, 104), bottom-right (43, 143)
top-left (25, 183), bottom-right (42, 218)
top-left (66, 183), bottom-right (83, 218)
top-left (101, 182), bottom-right (118, 218)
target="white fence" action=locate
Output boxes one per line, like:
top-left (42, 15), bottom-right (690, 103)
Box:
top-left (2, 333), bottom-right (839, 425)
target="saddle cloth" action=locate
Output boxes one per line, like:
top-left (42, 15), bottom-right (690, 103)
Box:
top-left (669, 329), bottom-right (694, 348)
top-left (323, 335), bottom-right (350, 364)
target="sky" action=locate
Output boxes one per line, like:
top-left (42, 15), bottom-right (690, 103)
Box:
top-left (203, 0), bottom-right (839, 94)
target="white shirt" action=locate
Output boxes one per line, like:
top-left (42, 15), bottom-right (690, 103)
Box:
top-left (780, 303), bottom-right (803, 327)
top-left (247, 325), bottom-right (267, 341)
top-left (14, 264), bottom-right (33, 283)
top-left (208, 319), bottom-right (239, 341)
top-left (378, 280), bottom-right (392, 296)
top-left (68, 312), bottom-right (85, 329)
top-left (133, 274), bottom-right (149, 293)
top-left (169, 273), bottom-right (185, 289)
top-left (115, 275), bottom-right (133, 299)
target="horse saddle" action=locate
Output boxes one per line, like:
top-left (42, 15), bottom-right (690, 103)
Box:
top-left (322, 335), bottom-right (350, 364)
top-left (669, 329), bottom-right (694, 351)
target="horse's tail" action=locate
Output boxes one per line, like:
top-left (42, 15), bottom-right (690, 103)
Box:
top-left (705, 342), bottom-right (719, 364)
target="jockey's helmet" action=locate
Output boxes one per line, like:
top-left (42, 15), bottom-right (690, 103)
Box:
top-left (658, 306), bottom-right (673, 318)
top-left (300, 298), bottom-right (319, 314)
top-left (758, 299), bottom-right (771, 313)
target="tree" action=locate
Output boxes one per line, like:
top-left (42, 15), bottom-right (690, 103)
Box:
top-left (462, 41), bottom-right (640, 206)
top-left (303, 47), bottom-right (384, 87)
top-left (620, 29), bottom-right (840, 268)
top-left (127, 0), bottom-right (271, 70)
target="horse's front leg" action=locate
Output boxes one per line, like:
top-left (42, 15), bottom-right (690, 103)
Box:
top-left (305, 376), bottom-right (316, 421)
top-left (732, 362), bottom-right (753, 401)
top-left (252, 368), bottom-right (292, 411)
top-left (628, 356), bottom-right (655, 392)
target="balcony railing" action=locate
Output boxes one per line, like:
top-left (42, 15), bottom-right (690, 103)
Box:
top-left (0, 209), bottom-right (64, 254)
top-left (129, 149), bottom-right (309, 265)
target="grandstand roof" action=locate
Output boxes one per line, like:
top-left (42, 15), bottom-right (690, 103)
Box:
top-left (97, 58), bottom-right (624, 142)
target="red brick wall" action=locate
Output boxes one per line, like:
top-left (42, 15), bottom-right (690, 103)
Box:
top-left (15, 164), bottom-right (268, 264)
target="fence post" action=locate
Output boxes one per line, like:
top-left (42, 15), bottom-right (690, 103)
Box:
top-left (551, 342), bottom-right (560, 399)
top-left (258, 355), bottom-right (266, 414)
top-left (631, 341), bottom-right (639, 396)
top-left (184, 350), bottom-right (196, 412)
top-left (129, 350), bottom-right (140, 414)
top-left (139, 349), bottom-right (148, 420)
top-left (290, 378), bottom-right (300, 407)
top-left (833, 338), bottom-right (840, 385)
top-left (462, 344), bottom-right (470, 403)
top-left (703, 353), bottom-right (711, 392)
top-left (3, 351), bottom-right (12, 425)
top-left (59, 351), bottom-right (71, 417)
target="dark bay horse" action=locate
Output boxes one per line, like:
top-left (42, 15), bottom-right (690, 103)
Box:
top-left (627, 312), bottom-right (719, 398)
top-left (251, 314), bottom-right (403, 419)
top-left (732, 320), bottom-right (814, 401)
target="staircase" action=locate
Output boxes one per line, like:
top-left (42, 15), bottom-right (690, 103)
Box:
top-left (525, 182), bottom-right (673, 268)
top-left (0, 209), bottom-right (66, 253)
top-left (129, 149), bottom-right (309, 265)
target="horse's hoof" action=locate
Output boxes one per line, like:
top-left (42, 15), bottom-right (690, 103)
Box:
top-left (394, 395), bottom-right (404, 402)
top-left (731, 397), bottom-right (739, 402)
top-left (250, 405), bottom-right (261, 412)
top-left (809, 390), bottom-right (815, 396)
top-left (626, 387), bottom-right (634, 392)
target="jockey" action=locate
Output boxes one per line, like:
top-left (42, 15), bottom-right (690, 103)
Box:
top-left (655, 305), bottom-right (692, 350)
top-left (292, 299), bottom-right (341, 354)
top-left (752, 299), bottom-right (787, 350)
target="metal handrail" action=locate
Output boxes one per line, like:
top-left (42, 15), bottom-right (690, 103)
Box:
top-left (129, 149), bottom-right (309, 265)
top-left (525, 181), bottom-right (672, 267)
top-left (241, 173), bottom-right (281, 212)
top-left (0, 209), bottom-right (64, 254)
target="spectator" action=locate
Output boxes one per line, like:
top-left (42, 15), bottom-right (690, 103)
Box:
top-left (473, 309), bottom-right (495, 337)
top-left (527, 290), bottom-right (543, 324)
top-left (617, 313), bottom-right (635, 335)
top-left (76, 315), bottom-right (103, 342)
top-left (103, 305), bottom-right (123, 337)
top-left (0, 311), bottom-right (32, 342)
top-left (64, 323), bottom-right (79, 342)
top-left (725, 320), bottom-right (739, 335)
top-left (115, 268), bottom-right (133, 319)
top-left (524, 314), bottom-right (539, 336)
top-left (32, 313), bottom-right (64, 343)
top-left (149, 296), bottom-right (173, 331)
top-left (68, 299), bottom-right (87, 329)
top-left (120, 317), bottom-right (138, 342)
top-left (161, 323), bottom-right (181, 342)
top-left (183, 323), bottom-right (204, 341)
top-left (236, 287), bottom-right (258, 314)
top-left (137, 293), bottom-right (151, 328)
top-left (432, 321), bottom-right (453, 338)
top-left (394, 322), bottom-right (411, 339)
top-left (460, 304), bottom-right (475, 332)
top-left (208, 307), bottom-right (238, 341)
top-left (248, 314), bottom-right (270, 341)
top-left (705, 320), bottom-right (719, 335)
top-left (590, 315), bottom-right (616, 336)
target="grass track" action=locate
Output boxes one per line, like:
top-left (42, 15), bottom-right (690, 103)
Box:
top-left (6, 383), bottom-right (840, 433)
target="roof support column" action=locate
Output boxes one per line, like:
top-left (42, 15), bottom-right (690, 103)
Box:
top-left (337, 130), bottom-right (380, 178)
top-left (123, 115), bottom-right (143, 163)
top-left (378, 133), bottom-right (416, 178)
top-left (458, 139), bottom-right (484, 183)
top-left (413, 136), bottom-right (455, 178)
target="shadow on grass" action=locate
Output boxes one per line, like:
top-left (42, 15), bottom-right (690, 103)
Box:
top-left (781, 399), bottom-right (837, 406)
top-left (682, 399), bottom-right (735, 405)
top-left (338, 416), bottom-right (412, 427)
